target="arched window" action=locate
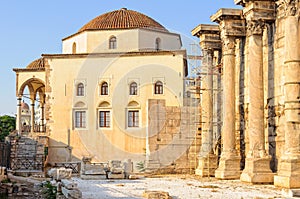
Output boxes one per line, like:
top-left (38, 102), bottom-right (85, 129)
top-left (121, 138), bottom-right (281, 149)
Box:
top-left (154, 81), bottom-right (163, 94)
top-left (129, 82), bottom-right (137, 95)
top-left (101, 82), bottom-right (108, 95)
top-left (109, 36), bottom-right (117, 49)
top-left (72, 42), bottom-right (76, 54)
top-left (77, 83), bottom-right (84, 96)
top-left (155, 38), bottom-right (161, 50)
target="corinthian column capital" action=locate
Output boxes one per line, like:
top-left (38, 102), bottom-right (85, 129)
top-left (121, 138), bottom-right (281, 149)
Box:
top-left (277, 0), bottom-right (300, 17)
top-left (246, 20), bottom-right (265, 36)
top-left (221, 36), bottom-right (236, 55)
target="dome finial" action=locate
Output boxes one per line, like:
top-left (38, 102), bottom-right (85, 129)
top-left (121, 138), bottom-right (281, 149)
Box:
top-left (121, 8), bottom-right (127, 10)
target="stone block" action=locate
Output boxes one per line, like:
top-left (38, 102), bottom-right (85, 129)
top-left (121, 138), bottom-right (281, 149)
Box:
top-left (62, 187), bottom-right (82, 199)
top-left (80, 174), bottom-right (107, 180)
top-left (142, 190), bottom-right (172, 199)
top-left (107, 172), bottom-right (125, 179)
top-left (215, 156), bottom-right (241, 179)
top-left (195, 155), bottom-right (218, 177)
top-left (281, 189), bottom-right (300, 197)
top-left (48, 168), bottom-right (72, 180)
top-left (274, 175), bottom-right (300, 189)
top-left (84, 164), bottom-right (106, 175)
top-left (61, 179), bottom-right (77, 190)
top-left (128, 174), bottom-right (144, 179)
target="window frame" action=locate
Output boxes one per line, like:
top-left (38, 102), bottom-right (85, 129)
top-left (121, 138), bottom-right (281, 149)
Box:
top-left (99, 110), bottom-right (111, 128)
top-left (155, 37), bottom-right (161, 50)
top-left (72, 42), bottom-right (77, 54)
top-left (154, 81), bottom-right (163, 95)
top-left (74, 110), bottom-right (86, 128)
top-left (129, 82), bottom-right (138, 95)
top-left (109, 36), bottom-right (117, 49)
top-left (127, 110), bottom-right (139, 128)
top-left (101, 82), bottom-right (109, 95)
top-left (77, 83), bottom-right (85, 96)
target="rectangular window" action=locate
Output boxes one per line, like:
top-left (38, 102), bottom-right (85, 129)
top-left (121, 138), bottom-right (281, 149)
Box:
top-left (75, 111), bottom-right (86, 128)
top-left (128, 110), bottom-right (139, 127)
top-left (99, 111), bottom-right (110, 127)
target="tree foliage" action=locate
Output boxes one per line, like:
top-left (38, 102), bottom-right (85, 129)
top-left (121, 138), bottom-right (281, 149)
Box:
top-left (0, 115), bottom-right (16, 142)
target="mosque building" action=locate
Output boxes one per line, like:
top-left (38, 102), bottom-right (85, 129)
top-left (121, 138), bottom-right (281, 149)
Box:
top-left (13, 8), bottom-right (198, 171)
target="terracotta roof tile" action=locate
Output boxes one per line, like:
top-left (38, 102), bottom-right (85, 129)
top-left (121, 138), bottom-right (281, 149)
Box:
top-left (78, 8), bottom-right (168, 32)
top-left (26, 58), bottom-right (45, 69)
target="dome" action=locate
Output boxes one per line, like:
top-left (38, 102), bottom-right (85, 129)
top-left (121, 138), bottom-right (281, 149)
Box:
top-left (78, 8), bottom-right (168, 33)
top-left (26, 58), bottom-right (45, 69)
top-left (21, 102), bottom-right (29, 110)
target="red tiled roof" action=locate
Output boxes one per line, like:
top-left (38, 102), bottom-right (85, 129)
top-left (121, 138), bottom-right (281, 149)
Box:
top-left (26, 58), bottom-right (44, 69)
top-left (78, 8), bottom-right (168, 32)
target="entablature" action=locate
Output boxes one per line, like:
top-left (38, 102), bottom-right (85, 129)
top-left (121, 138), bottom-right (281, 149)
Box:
top-left (243, 1), bottom-right (276, 22)
top-left (211, 8), bottom-right (246, 38)
top-left (191, 24), bottom-right (221, 50)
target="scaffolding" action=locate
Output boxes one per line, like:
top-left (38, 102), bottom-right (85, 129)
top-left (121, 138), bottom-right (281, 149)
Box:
top-left (184, 43), bottom-right (223, 173)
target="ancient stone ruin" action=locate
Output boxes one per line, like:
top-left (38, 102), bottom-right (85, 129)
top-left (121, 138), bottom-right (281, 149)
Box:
top-left (192, 0), bottom-right (300, 192)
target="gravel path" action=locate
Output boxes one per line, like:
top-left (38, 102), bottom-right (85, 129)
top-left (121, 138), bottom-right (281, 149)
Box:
top-left (73, 175), bottom-right (284, 199)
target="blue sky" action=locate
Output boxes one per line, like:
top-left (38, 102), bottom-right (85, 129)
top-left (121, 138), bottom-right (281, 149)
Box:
top-left (0, 1), bottom-right (240, 115)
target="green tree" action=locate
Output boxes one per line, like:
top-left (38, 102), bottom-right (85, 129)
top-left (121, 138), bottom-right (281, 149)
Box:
top-left (0, 115), bottom-right (16, 142)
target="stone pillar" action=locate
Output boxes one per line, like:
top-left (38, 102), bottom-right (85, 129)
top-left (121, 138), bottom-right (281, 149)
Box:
top-left (16, 96), bottom-right (22, 134)
top-left (274, 0), bottom-right (300, 189)
top-left (211, 9), bottom-right (246, 179)
top-left (30, 99), bottom-right (35, 133)
top-left (41, 103), bottom-right (45, 132)
top-left (215, 36), bottom-right (241, 179)
top-left (191, 24), bottom-right (221, 176)
top-left (238, 1), bottom-right (275, 184)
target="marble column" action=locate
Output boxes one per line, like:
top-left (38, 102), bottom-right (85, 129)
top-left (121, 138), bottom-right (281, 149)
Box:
top-left (211, 8), bottom-right (246, 179)
top-left (215, 36), bottom-right (241, 179)
top-left (274, 0), bottom-right (300, 188)
top-left (16, 96), bottom-right (22, 134)
top-left (30, 99), bottom-right (35, 133)
top-left (41, 103), bottom-right (45, 132)
top-left (191, 24), bottom-right (221, 177)
top-left (240, 19), bottom-right (273, 184)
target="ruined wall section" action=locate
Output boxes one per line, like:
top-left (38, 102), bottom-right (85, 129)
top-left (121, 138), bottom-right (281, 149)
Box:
top-left (9, 135), bottom-right (48, 172)
top-left (147, 99), bottom-right (201, 173)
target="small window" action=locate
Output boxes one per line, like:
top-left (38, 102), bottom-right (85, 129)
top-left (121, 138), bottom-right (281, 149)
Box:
top-left (129, 82), bottom-right (137, 95)
top-left (75, 111), bottom-right (86, 128)
top-left (77, 83), bottom-right (84, 96)
top-left (101, 82), bottom-right (108, 95)
top-left (109, 36), bottom-right (117, 49)
top-left (99, 111), bottom-right (110, 127)
top-left (128, 110), bottom-right (139, 127)
top-left (72, 42), bottom-right (76, 54)
top-left (155, 38), bottom-right (161, 50)
top-left (154, 81), bottom-right (163, 94)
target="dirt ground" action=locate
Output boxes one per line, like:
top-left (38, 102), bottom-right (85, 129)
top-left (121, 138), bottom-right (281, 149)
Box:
top-left (73, 175), bottom-right (286, 199)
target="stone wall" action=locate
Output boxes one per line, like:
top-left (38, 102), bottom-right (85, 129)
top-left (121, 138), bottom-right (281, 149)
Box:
top-left (8, 134), bottom-right (47, 173)
top-left (147, 99), bottom-right (201, 173)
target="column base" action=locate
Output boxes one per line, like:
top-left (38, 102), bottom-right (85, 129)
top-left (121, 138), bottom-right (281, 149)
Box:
top-left (215, 155), bottom-right (241, 179)
top-left (240, 157), bottom-right (274, 184)
top-left (274, 157), bottom-right (300, 188)
top-left (195, 154), bottom-right (218, 177)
